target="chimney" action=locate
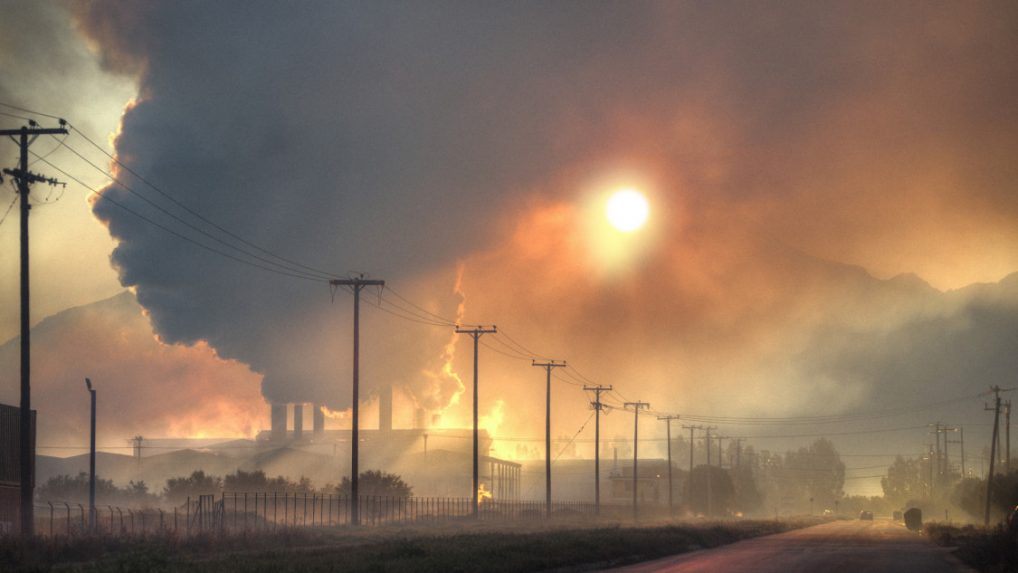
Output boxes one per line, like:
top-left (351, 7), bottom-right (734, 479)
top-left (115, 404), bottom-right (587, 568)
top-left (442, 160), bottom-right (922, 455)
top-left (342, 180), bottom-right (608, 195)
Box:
top-left (313, 403), bottom-right (324, 437)
top-left (379, 386), bottom-right (392, 432)
top-left (270, 403), bottom-right (286, 441)
top-left (293, 403), bottom-right (304, 440)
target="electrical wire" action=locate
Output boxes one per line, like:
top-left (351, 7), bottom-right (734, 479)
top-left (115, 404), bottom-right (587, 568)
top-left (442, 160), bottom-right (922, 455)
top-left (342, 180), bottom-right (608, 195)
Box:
top-left (35, 155), bottom-right (326, 282)
top-left (0, 194), bottom-right (16, 228)
top-left (52, 139), bottom-right (335, 280)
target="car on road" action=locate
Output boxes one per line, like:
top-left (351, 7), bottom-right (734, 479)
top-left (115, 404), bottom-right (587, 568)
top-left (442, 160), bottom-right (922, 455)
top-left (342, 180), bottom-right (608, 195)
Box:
top-left (859, 510), bottom-right (873, 520)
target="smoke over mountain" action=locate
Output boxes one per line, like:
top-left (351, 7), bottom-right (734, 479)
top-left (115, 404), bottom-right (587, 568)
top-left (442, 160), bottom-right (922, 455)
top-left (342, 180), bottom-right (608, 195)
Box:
top-left (64, 1), bottom-right (1018, 436)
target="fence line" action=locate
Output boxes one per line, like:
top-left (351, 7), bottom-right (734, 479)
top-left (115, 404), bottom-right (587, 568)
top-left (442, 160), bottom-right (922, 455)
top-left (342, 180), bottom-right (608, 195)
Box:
top-left (20, 494), bottom-right (602, 539)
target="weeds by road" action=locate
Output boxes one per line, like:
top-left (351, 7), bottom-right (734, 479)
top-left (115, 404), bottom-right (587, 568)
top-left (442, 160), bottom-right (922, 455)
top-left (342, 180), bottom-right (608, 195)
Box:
top-left (1, 517), bottom-right (824, 572)
top-left (926, 523), bottom-right (1018, 573)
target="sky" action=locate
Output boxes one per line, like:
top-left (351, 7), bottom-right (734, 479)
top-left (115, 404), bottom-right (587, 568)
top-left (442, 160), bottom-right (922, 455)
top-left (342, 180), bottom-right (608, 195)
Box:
top-left (1, 1), bottom-right (1017, 496)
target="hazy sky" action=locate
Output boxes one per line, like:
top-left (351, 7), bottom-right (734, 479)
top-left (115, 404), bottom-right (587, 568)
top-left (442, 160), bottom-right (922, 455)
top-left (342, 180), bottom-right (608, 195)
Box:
top-left (2, 1), bottom-right (1017, 496)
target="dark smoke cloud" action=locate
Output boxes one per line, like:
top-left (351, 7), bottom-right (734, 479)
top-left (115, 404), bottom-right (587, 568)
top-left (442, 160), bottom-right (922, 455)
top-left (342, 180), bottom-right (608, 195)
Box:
top-left (71, 0), bottom-right (1018, 432)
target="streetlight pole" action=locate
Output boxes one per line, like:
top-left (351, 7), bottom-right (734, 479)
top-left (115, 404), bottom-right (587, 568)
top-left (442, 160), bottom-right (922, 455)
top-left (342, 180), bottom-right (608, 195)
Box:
top-left (85, 378), bottom-right (96, 531)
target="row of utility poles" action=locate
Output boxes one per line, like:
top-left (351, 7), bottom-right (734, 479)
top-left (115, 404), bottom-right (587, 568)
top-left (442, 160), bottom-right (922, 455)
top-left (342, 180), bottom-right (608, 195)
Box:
top-left (328, 269), bottom-right (704, 523)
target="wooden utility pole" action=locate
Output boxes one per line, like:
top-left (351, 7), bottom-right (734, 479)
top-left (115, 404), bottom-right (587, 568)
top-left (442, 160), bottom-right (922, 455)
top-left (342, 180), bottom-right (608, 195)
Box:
top-left (532, 360), bottom-right (566, 518)
top-left (1006, 400), bottom-right (1012, 473)
top-left (682, 424), bottom-right (701, 508)
top-left (330, 275), bottom-right (385, 526)
top-left (657, 415), bottom-right (680, 515)
top-left (704, 426), bottom-right (716, 516)
top-left (732, 438), bottom-right (744, 468)
top-left (1, 121), bottom-right (68, 537)
top-left (932, 422), bottom-right (942, 492)
top-left (455, 325), bottom-right (496, 518)
top-left (625, 401), bottom-right (650, 520)
top-left (584, 384), bottom-right (611, 516)
top-left (984, 386), bottom-right (1014, 525)
top-left (960, 427), bottom-right (966, 478)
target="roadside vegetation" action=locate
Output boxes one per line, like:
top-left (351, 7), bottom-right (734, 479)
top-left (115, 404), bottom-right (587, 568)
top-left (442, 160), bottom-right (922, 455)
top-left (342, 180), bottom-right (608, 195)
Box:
top-left (1, 517), bottom-right (823, 572)
top-left (926, 523), bottom-right (1017, 573)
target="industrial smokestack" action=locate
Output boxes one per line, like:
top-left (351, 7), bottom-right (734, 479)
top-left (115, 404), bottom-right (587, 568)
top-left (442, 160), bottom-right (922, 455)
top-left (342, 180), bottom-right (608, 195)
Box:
top-left (270, 403), bottom-right (286, 441)
top-left (313, 403), bottom-right (324, 437)
top-left (379, 386), bottom-right (392, 432)
top-left (293, 403), bottom-right (304, 440)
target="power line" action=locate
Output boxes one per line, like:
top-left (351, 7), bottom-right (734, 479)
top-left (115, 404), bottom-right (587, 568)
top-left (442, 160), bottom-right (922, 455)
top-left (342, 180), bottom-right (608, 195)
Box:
top-left (35, 155), bottom-right (325, 282)
top-left (0, 194), bottom-right (17, 228)
top-left (52, 139), bottom-right (335, 280)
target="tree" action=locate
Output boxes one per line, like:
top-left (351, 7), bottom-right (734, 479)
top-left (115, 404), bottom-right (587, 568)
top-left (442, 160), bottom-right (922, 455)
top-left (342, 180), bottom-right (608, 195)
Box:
top-left (952, 472), bottom-right (1018, 522)
top-left (729, 464), bottom-right (763, 515)
top-left (881, 456), bottom-right (925, 505)
top-left (37, 472), bottom-right (116, 503)
top-left (783, 438), bottom-right (845, 511)
top-left (338, 470), bottom-right (412, 497)
top-left (687, 465), bottom-right (735, 516)
top-left (162, 470), bottom-right (223, 504)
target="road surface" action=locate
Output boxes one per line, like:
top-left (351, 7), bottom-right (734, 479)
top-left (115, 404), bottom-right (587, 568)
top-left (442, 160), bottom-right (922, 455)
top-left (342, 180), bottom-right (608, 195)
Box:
top-left (607, 519), bottom-right (973, 573)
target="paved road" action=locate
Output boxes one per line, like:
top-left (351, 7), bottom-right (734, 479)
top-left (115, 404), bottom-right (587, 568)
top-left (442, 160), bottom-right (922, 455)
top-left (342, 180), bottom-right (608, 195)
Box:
top-left (607, 519), bottom-right (973, 573)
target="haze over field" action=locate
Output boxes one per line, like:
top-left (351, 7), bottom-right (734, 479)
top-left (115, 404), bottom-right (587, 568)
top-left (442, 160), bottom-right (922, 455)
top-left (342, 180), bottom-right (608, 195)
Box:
top-left (2, 1), bottom-right (1017, 499)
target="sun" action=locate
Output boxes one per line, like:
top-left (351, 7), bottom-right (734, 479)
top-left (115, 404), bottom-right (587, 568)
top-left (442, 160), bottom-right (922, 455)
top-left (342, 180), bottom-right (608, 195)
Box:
top-left (605, 188), bottom-right (649, 232)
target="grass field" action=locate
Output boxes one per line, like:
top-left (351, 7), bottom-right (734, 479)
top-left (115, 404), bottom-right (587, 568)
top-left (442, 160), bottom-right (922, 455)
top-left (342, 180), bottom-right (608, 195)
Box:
top-left (2, 517), bottom-right (823, 572)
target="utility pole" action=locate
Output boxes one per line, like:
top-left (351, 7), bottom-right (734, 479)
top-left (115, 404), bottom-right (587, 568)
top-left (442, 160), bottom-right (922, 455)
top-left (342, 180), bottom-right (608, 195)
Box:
top-left (85, 378), bottom-right (96, 531)
top-left (732, 438), bottom-right (744, 468)
top-left (329, 275), bottom-right (385, 526)
top-left (584, 384), bottom-right (611, 516)
top-left (704, 426), bottom-right (716, 516)
top-left (2, 121), bottom-right (68, 537)
top-left (960, 427), bottom-right (966, 478)
top-left (942, 425), bottom-right (958, 479)
top-left (657, 415), bottom-right (680, 515)
top-left (682, 424), bottom-right (701, 508)
top-left (625, 402), bottom-right (650, 520)
top-left (1006, 400), bottom-right (1012, 473)
top-left (705, 427), bottom-right (712, 467)
top-left (984, 386), bottom-right (1013, 525)
top-left (455, 325), bottom-right (496, 518)
top-left (716, 436), bottom-right (728, 468)
top-left (532, 360), bottom-right (566, 518)
top-left (932, 422), bottom-right (941, 492)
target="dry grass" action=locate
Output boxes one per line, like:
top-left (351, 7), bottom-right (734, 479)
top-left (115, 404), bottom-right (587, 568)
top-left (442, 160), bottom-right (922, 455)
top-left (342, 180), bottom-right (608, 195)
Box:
top-left (925, 523), bottom-right (1018, 573)
top-left (1, 517), bottom-right (825, 572)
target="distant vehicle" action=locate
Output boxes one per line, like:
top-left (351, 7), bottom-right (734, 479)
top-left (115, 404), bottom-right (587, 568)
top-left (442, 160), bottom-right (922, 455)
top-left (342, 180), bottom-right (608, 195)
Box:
top-left (859, 510), bottom-right (873, 520)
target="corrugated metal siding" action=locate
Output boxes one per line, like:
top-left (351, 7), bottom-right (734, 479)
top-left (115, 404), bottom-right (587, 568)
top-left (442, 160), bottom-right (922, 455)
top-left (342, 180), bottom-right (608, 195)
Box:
top-left (0, 403), bottom-right (35, 486)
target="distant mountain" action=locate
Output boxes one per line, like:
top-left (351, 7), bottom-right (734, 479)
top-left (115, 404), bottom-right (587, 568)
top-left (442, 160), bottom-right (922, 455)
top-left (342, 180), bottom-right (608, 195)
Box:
top-left (0, 292), bottom-right (265, 454)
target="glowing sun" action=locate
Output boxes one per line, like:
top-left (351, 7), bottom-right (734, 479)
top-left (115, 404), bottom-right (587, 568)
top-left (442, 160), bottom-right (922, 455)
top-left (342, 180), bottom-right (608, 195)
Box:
top-left (605, 188), bottom-right (649, 232)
